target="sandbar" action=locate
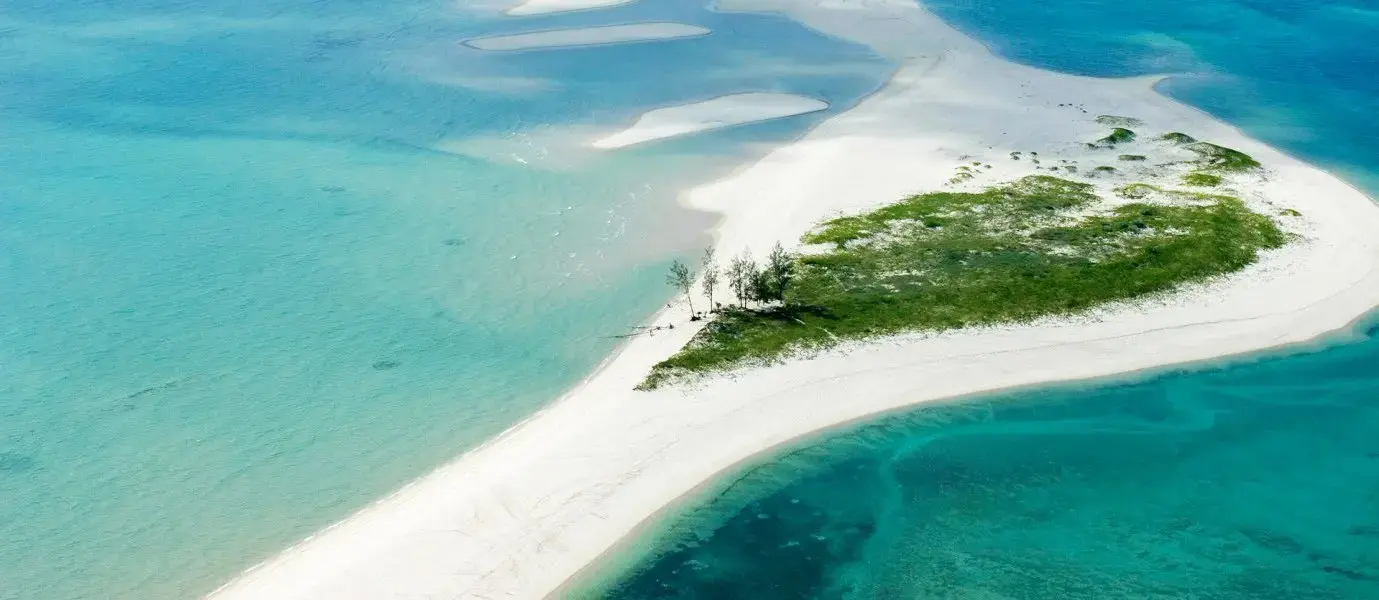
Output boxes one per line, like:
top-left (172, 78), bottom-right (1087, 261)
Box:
top-left (209, 0), bottom-right (1379, 598)
top-left (505, 0), bottom-right (636, 16)
top-left (464, 22), bottom-right (709, 52)
top-left (592, 92), bottom-right (829, 149)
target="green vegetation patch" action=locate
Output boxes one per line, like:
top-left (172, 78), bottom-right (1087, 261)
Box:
top-left (1160, 132), bottom-right (1197, 144)
top-left (799, 176), bottom-right (1097, 250)
top-left (642, 176), bottom-right (1285, 388)
top-left (1092, 128), bottom-right (1136, 147)
top-left (1183, 172), bottom-right (1224, 187)
top-left (1096, 115), bottom-right (1144, 127)
top-left (948, 165), bottom-right (976, 185)
top-left (1116, 183), bottom-right (1159, 200)
top-left (1119, 154), bottom-right (1147, 161)
top-left (1188, 142), bottom-right (1260, 172)
top-left (1114, 183), bottom-right (1240, 205)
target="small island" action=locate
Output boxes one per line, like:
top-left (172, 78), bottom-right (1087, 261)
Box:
top-left (645, 124), bottom-right (1288, 388)
top-left (203, 0), bottom-right (1379, 596)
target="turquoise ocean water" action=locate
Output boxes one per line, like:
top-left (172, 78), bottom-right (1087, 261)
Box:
top-left (0, 1), bottom-right (890, 598)
top-left (581, 0), bottom-right (1379, 598)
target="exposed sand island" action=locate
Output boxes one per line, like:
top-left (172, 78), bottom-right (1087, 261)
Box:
top-left (592, 92), bottom-right (829, 149)
top-left (463, 22), bottom-right (709, 52)
top-left (505, 0), bottom-right (636, 16)
top-left (209, 0), bottom-right (1379, 599)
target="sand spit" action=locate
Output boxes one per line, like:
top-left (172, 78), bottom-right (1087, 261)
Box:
top-left (210, 1), bottom-right (1379, 599)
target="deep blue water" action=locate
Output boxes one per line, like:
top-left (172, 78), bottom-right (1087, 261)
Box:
top-left (0, 1), bottom-right (889, 598)
top-left (581, 0), bottom-right (1379, 597)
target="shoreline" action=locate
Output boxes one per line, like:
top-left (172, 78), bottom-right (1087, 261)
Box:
top-left (208, 1), bottom-right (1379, 598)
top-left (559, 305), bottom-right (1379, 595)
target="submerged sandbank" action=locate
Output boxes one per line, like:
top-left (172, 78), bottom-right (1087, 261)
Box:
top-left (505, 0), bottom-right (636, 16)
top-left (210, 0), bottom-right (1379, 599)
top-left (464, 22), bottom-right (709, 51)
top-left (592, 92), bottom-right (829, 149)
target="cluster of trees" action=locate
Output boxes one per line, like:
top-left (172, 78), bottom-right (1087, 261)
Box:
top-left (666, 242), bottom-right (794, 320)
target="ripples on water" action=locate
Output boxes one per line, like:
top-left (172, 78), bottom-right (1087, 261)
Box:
top-left (584, 0), bottom-right (1379, 597)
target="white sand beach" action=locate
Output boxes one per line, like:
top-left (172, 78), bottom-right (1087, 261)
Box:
top-left (209, 0), bottom-right (1379, 599)
top-left (592, 92), bottom-right (829, 149)
top-left (505, 0), bottom-right (636, 16)
top-left (464, 22), bottom-right (709, 51)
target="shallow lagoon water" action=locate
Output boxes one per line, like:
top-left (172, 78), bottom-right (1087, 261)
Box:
top-left (582, 0), bottom-right (1379, 597)
top-left (0, 0), bottom-right (889, 598)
